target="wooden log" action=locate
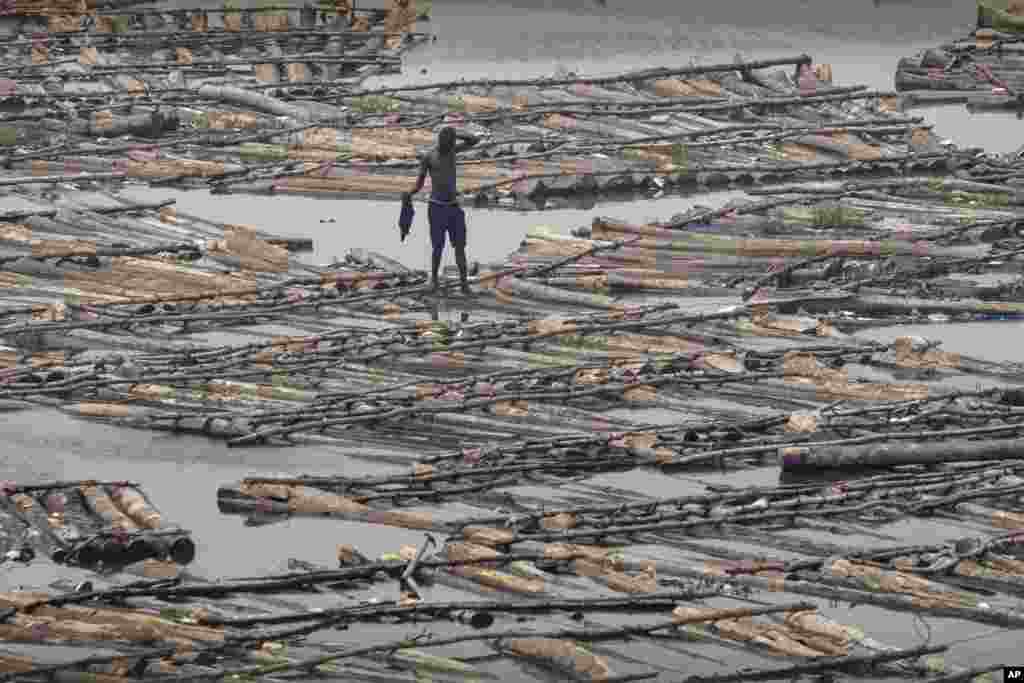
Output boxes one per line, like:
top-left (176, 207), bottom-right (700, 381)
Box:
top-left (230, 482), bottom-right (442, 531)
top-left (800, 294), bottom-right (1024, 318)
top-left (196, 84), bottom-right (311, 120)
top-left (495, 277), bottom-right (619, 310)
top-left (0, 592), bottom-right (223, 650)
top-left (780, 436), bottom-right (1024, 471)
top-left (589, 218), bottom-right (985, 259)
top-left (503, 639), bottom-right (613, 680)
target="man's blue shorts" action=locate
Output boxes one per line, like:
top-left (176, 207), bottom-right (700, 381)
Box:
top-left (428, 201), bottom-right (466, 250)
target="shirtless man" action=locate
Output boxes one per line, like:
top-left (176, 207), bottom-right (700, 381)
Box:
top-left (404, 126), bottom-right (480, 294)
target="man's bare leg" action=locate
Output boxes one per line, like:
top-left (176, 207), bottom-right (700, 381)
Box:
top-left (455, 246), bottom-right (470, 295)
top-left (431, 244), bottom-right (443, 292)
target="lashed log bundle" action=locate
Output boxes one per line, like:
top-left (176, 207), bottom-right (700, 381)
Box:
top-left (1, 481), bottom-right (192, 569)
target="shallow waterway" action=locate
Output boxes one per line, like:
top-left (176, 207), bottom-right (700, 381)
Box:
top-left (4, 0), bottom-right (1024, 677)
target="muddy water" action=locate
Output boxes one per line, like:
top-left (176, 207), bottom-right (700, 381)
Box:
top-left (4, 0), bottom-right (1024, 675)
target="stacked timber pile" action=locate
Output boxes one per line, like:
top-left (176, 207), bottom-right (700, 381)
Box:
top-left (0, 192), bottom-right (1022, 678)
top-left (0, 49), bottom-right (980, 206)
top-left (0, 560), bottom-right (951, 682)
top-left (0, 0), bottom-right (425, 104)
top-left (2, 48), bottom-right (1024, 681)
top-left (892, 0), bottom-right (1024, 103)
top-left (892, 28), bottom-right (1024, 111)
top-left (0, 479), bottom-right (193, 571)
top-left (9, 39), bottom-right (1024, 206)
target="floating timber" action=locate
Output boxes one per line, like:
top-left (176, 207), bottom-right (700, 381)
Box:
top-left (0, 11), bottom-right (1023, 680)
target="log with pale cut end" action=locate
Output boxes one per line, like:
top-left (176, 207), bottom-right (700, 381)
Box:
top-left (591, 218), bottom-right (987, 259)
top-left (445, 542), bottom-right (546, 594)
top-left (782, 350), bottom-right (929, 401)
top-left (0, 591), bottom-right (224, 649)
top-left (644, 77), bottom-right (723, 97)
top-left (108, 485), bottom-right (161, 530)
top-left (496, 277), bottom-right (618, 310)
top-left (80, 484), bottom-right (137, 533)
top-left (76, 484), bottom-right (191, 566)
top-left (58, 257), bottom-right (259, 304)
top-left (503, 638), bottom-right (612, 680)
top-left (225, 482), bottom-right (443, 531)
top-left (196, 84), bottom-right (312, 120)
top-left (571, 557), bottom-right (657, 593)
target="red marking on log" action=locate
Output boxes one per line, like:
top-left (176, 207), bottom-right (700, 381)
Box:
top-left (798, 65), bottom-right (818, 94)
top-left (45, 493), bottom-right (65, 514)
top-left (127, 145), bottom-right (159, 162)
top-left (830, 481), bottom-right (849, 495)
top-left (573, 82), bottom-right (594, 97)
top-left (365, 510), bottom-right (388, 524)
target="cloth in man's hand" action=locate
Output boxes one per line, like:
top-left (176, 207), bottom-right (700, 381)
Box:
top-left (399, 193), bottom-right (414, 242)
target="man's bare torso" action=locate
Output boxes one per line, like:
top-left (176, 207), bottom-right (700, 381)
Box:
top-left (423, 148), bottom-right (458, 203)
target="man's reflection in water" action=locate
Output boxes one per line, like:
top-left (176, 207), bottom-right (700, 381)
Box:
top-left (427, 300), bottom-right (471, 325)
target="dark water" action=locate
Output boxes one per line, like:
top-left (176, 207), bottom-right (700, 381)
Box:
top-left (3, 1), bottom-right (1024, 675)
